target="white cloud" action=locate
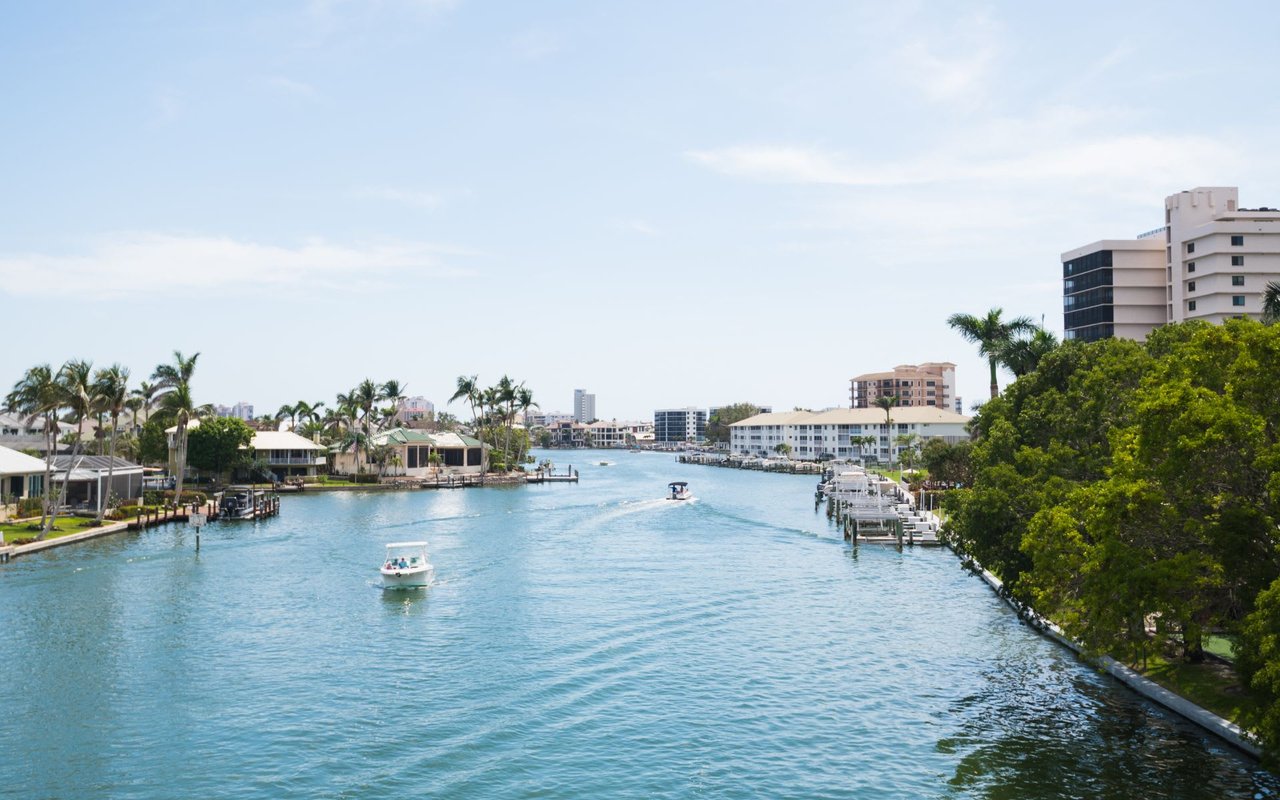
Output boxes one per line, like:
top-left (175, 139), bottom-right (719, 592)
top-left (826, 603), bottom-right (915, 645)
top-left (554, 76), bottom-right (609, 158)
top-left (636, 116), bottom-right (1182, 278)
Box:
top-left (355, 186), bottom-right (443, 210)
top-left (623, 219), bottom-right (659, 236)
top-left (264, 75), bottom-right (321, 100)
top-left (0, 233), bottom-right (473, 299)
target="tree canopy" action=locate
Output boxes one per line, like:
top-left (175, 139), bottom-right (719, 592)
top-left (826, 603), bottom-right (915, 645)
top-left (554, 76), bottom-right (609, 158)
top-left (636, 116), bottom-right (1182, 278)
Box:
top-left (187, 416), bottom-right (254, 479)
top-left (705, 403), bottom-right (761, 443)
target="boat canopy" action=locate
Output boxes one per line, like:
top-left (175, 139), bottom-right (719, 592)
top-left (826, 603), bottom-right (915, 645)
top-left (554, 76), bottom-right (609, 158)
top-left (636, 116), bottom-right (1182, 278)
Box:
top-left (385, 541), bottom-right (429, 550)
top-left (668, 481), bottom-right (688, 488)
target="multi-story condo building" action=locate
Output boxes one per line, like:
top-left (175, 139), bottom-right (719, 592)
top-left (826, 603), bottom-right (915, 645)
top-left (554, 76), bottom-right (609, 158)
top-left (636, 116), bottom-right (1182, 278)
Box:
top-left (1063, 187), bottom-right (1280, 341)
top-left (573, 389), bottom-right (596, 423)
top-left (654, 408), bottom-right (707, 443)
top-left (850, 363), bottom-right (955, 410)
top-left (397, 396), bottom-right (435, 422)
top-left (730, 407), bottom-right (970, 462)
top-left (525, 411), bottom-right (575, 428)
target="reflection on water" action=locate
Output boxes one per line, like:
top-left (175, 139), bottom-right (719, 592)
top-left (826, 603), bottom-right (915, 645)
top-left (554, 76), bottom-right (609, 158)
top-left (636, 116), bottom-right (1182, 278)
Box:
top-left (0, 450), bottom-right (1274, 799)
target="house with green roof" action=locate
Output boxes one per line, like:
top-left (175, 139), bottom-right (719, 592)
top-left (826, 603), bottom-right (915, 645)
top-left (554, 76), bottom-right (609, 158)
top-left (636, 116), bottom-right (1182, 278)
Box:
top-left (330, 428), bottom-right (486, 477)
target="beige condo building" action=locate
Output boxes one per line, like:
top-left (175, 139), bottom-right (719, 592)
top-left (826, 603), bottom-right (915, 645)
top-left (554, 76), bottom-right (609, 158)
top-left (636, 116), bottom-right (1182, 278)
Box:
top-left (850, 363), bottom-right (956, 411)
top-left (1063, 187), bottom-right (1280, 341)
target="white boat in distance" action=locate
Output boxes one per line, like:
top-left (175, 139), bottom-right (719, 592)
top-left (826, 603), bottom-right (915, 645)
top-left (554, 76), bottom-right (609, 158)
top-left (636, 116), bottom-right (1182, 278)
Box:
top-left (668, 481), bottom-right (692, 501)
top-left (380, 541), bottom-right (435, 589)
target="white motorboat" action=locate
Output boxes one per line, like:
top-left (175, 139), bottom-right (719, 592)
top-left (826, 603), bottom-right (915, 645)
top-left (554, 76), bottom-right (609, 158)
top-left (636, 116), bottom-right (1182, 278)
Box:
top-left (668, 481), bottom-right (692, 501)
top-left (380, 541), bottom-right (435, 589)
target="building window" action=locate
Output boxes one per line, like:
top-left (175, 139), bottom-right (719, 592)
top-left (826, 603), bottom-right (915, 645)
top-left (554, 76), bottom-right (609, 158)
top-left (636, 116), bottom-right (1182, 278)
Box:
top-left (1188, 281), bottom-right (1196, 292)
top-left (1187, 261), bottom-right (1196, 273)
top-left (1188, 300), bottom-right (1197, 311)
top-left (1232, 255), bottom-right (1245, 266)
top-left (1233, 275), bottom-right (1245, 286)
top-left (1234, 295), bottom-right (1246, 306)
top-left (1187, 242), bottom-right (1195, 254)
top-left (1232, 235), bottom-right (1244, 246)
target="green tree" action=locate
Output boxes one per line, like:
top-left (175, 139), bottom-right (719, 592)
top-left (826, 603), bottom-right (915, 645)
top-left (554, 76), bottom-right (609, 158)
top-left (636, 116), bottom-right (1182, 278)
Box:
top-left (774, 442), bottom-right (792, 458)
top-left (873, 395), bottom-right (898, 467)
top-left (138, 418), bottom-right (170, 465)
top-left (1001, 327), bottom-right (1060, 378)
top-left (152, 351), bottom-right (200, 505)
top-left (4, 365), bottom-right (62, 536)
top-left (706, 402), bottom-right (761, 444)
top-left (91, 364), bottom-right (130, 523)
top-left (947, 307), bottom-right (1037, 399)
top-left (187, 416), bottom-right (254, 481)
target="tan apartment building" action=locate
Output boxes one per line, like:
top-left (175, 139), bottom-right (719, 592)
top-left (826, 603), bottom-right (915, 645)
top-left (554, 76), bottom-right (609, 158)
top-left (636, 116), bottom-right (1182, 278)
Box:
top-left (1064, 187), bottom-right (1280, 341)
top-left (850, 363), bottom-right (955, 411)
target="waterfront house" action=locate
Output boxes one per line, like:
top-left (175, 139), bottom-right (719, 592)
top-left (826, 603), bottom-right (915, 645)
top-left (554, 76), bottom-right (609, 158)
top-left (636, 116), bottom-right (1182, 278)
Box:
top-left (166, 422), bottom-right (327, 479)
top-left (51, 455), bottom-right (145, 513)
top-left (329, 427), bottom-right (485, 476)
top-left (0, 413), bottom-right (74, 455)
top-left (729, 407), bottom-right (971, 462)
top-left (0, 445), bottom-right (48, 518)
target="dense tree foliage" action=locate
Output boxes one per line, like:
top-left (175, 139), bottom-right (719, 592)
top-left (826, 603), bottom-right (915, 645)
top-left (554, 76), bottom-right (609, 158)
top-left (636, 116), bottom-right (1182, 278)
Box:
top-left (945, 319), bottom-right (1280, 751)
top-left (705, 403), bottom-right (761, 444)
top-left (187, 416), bottom-right (254, 479)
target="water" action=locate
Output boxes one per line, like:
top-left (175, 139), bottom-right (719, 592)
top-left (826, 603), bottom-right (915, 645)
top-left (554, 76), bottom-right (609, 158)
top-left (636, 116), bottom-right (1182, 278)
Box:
top-left (1, 451), bottom-right (1274, 799)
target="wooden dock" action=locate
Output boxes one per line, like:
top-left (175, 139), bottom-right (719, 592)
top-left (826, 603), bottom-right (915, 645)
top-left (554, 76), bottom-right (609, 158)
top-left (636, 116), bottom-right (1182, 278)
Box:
top-left (525, 467), bottom-right (579, 484)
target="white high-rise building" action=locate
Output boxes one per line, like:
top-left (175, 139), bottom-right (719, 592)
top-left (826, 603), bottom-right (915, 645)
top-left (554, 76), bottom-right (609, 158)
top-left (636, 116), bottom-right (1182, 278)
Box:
top-left (1063, 187), bottom-right (1280, 341)
top-left (573, 389), bottom-right (596, 423)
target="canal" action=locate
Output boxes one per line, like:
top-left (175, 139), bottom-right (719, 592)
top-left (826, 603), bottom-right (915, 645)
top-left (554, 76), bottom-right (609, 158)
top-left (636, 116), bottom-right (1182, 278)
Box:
top-left (0, 451), bottom-right (1274, 798)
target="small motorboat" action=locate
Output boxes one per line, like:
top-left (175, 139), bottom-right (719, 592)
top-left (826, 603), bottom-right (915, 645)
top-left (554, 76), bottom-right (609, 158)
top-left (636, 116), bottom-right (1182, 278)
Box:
top-left (668, 481), bottom-right (692, 501)
top-left (219, 490), bottom-right (261, 520)
top-left (380, 541), bottom-right (434, 589)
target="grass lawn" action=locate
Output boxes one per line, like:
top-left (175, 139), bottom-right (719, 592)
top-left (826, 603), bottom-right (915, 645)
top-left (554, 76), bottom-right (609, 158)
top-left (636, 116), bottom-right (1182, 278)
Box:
top-left (1204, 634), bottom-right (1237, 662)
top-left (1139, 652), bottom-right (1256, 726)
top-left (2, 517), bottom-right (106, 544)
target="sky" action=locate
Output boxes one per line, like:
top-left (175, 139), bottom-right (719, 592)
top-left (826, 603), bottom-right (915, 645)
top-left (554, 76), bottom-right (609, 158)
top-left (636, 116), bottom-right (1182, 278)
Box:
top-left (2, 1), bottom-right (1279, 421)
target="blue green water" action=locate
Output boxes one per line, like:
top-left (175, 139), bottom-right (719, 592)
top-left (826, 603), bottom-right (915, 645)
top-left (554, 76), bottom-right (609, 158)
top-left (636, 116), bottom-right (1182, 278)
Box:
top-left (1, 451), bottom-right (1275, 799)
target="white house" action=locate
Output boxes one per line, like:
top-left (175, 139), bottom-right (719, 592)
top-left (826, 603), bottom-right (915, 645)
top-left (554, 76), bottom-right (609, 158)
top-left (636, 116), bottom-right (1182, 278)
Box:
top-left (167, 421), bottom-right (327, 478)
top-left (1, 445), bottom-right (48, 518)
top-left (730, 407), bottom-right (971, 462)
top-left (330, 428), bottom-right (485, 476)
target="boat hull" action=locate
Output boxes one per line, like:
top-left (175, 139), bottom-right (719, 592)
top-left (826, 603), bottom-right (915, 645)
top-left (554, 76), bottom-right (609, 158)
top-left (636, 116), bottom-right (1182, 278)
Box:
top-left (381, 565), bottom-right (434, 589)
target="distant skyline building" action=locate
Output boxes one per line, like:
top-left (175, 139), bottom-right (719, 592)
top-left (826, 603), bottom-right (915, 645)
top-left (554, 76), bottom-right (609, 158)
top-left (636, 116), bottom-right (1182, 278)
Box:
top-left (573, 389), bottom-right (596, 423)
top-left (654, 408), bottom-right (707, 443)
top-left (850, 363), bottom-right (955, 411)
top-left (215, 401), bottom-right (254, 420)
top-left (397, 396), bottom-right (435, 421)
top-left (1063, 186), bottom-right (1280, 342)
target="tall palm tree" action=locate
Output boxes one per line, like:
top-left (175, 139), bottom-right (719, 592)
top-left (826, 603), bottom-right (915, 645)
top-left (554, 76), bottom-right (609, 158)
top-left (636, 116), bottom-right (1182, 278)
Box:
top-left (92, 364), bottom-right (130, 523)
top-left (380, 380), bottom-right (407, 424)
top-left (1001, 328), bottom-right (1060, 378)
top-left (152, 351), bottom-right (200, 506)
top-left (513, 385), bottom-right (538, 467)
top-left (351, 379), bottom-right (382, 472)
top-left (947, 308), bottom-right (1037, 399)
top-left (5, 365), bottom-right (62, 536)
top-left (495, 375), bottom-right (517, 470)
top-left (450, 375), bottom-right (484, 471)
top-left (131, 381), bottom-right (160, 425)
top-left (1263, 281), bottom-right (1280, 325)
top-left (58, 359), bottom-right (96, 491)
top-left (275, 402), bottom-right (300, 430)
top-left (895, 432), bottom-right (921, 473)
top-left (874, 395), bottom-right (899, 467)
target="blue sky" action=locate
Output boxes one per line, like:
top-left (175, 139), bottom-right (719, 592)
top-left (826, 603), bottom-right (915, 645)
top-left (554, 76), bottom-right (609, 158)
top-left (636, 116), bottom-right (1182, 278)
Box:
top-left (2, 1), bottom-right (1278, 420)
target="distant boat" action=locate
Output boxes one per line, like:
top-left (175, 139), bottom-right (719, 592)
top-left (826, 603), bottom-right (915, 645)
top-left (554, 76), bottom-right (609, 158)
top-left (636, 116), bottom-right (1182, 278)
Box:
top-left (380, 541), bottom-right (434, 589)
top-left (598, 460), bottom-right (614, 466)
top-left (668, 481), bottom-right (692, 501)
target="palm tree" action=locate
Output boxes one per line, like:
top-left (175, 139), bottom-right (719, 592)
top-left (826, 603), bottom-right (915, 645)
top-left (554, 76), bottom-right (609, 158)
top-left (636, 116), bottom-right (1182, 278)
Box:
top-left (152, 351), bottom-right (200, 506)
top-left (1263, 281), bottom-right (1280, 324)
top-left (351, 379), bottom-right (382, 472)
top-left (895, 432), bottom-right (921, 474)
top-left (1001, 328), bottom-right (1060, 378)
top-left (450, 375), bottom-right (484, 470)
top-left (5, 365), bottom-right (62, 536)
top-left (947, 308), bottom-right (1037, 399)
top-left (131, 381), bottom-right (160, 425)
top-left (380, 380), bottom-right (407, 424)
top-left (58, 360), bottom-right (96, 504)
top-left (92, 364), bottom-right (130, 523)
top-left (874, 395), bottom-right (898, 467)
top-left (513, 385), bottom-right (538, 467)
top-left (851, 433), bottom-right (876, 463)
top-left (495, 375), bottom-right (517, 471)
top-left (275, 403), bottom-right (300, 430)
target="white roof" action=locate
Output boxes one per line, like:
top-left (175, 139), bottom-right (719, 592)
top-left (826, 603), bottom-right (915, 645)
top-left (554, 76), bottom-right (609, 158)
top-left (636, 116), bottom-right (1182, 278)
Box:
top-left (250, 430), bottom-right (324, 451)
top-left (731, 407), bottom-right (970, 427)
top-left (0, 445), bottom-right (47, 475)
top-left (386, 541), bottom-right (428, 549)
